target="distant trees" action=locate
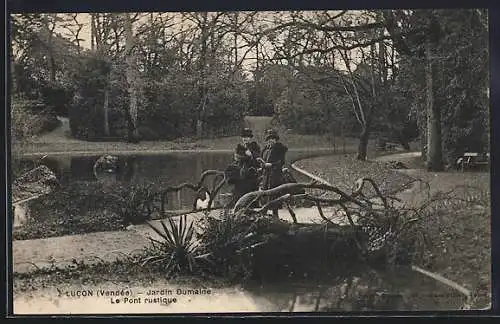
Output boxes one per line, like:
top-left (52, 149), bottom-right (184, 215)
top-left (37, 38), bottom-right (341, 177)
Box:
top-left (260, 9), bottom-right (488, 166)
top-left (385, 9), bottom-right (489, 168)
top-left (10, 10), bottom-right (489, 167)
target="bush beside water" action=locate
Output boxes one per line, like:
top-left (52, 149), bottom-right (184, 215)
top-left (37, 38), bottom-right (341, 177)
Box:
top-left (13, 181), bottom-right (163, 240)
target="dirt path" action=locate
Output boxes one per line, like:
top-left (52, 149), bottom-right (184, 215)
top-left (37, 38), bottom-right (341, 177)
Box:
top-left (31, 117), bottom-right (77, 144)
top-left (12, 205), bottom-right (351, 275)
top-left (12, 230), bottom-right (150, 274)
top-left (373, 152), bottom-right (490, 207)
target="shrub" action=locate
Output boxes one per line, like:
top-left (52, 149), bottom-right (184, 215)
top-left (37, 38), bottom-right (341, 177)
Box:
top-left (69, 56), bottom-right (112, 139)
top-left (106, 182), bottom-right (161, 225)
top-left (11, 98), bottom-right (61, 141)
top-left (16, 180), bottom-right (162, 240)
top-left (13, 209), bottom-right (124, 240)
top-left (140, 215), bottom-right (209, 275)
top-left (39, 83), bottom-right (74, 117)
top-left (195, 210), bottom-right (260, 281)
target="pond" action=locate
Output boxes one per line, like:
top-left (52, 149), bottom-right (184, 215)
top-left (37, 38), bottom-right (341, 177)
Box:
top-left (12, 150), bottom-right (470, 312)
top-left (12, 150), bottom-right (329, 227)
top-left (13, 266), bottom-right (467, 314)
top-left (242, 266), bottom-right (467, 312)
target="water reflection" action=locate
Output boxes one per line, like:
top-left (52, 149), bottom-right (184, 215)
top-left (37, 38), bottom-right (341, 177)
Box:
top-left (18, 151), bottom-right (325, 213)
top-left (244, 266), bottom-right (466, 311)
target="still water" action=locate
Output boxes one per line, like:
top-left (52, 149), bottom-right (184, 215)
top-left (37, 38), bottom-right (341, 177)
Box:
top-left (12, 151), bottom-right (469, 312)
top-left (13, 266), bottom-right (466, 313)
top-left (16, 150), bottom-right (320, 215)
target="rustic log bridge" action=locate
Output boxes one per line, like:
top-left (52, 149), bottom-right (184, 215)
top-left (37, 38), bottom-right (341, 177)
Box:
top-left (227, 176), bottom-right (418, 256)
top-left (142, 170), bottom-right (429, 264)
top-left (140, 169), bottom-right (227, 217)
top-left (101, 167), bottom-right (418, 259)
top-left (232, 177), bottom-right (397, 216)
top-left (146, 170), bottom-right (403, 228)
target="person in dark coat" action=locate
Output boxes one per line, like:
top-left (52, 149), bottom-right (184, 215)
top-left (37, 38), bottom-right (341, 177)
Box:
top-left (234, 128), bottom-right (261, 197)
top-left (260, 129), bottom-right (288, 219)
top-left (239, 128), bottom-right (261, 164)
top-left (224, 144), bottom-right (260, 207)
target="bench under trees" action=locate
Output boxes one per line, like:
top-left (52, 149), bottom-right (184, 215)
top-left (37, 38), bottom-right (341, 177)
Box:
top-left (455, 152), bottom-right (490, 172)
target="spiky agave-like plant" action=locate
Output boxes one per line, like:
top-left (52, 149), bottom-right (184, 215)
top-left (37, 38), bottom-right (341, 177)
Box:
top-left (141, 215), bottom-right (209, 274)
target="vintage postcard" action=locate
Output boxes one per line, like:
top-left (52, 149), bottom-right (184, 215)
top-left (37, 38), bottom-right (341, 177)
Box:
top-left (8, 9), bottom-right (491, 315)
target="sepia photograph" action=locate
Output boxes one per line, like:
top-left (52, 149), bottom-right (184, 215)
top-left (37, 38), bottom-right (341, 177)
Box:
top-left (8, 8), bottom-right (491, 314)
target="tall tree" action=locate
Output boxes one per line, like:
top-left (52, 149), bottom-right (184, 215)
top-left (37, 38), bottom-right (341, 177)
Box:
top-left (424, 12), bottom-right (443, 171)
top-left (260, 10), bottom-right (398, 159)
top-left (124, 12), bottom-right (140, 142)
top-left (41, 13), bottom-right (60, 83)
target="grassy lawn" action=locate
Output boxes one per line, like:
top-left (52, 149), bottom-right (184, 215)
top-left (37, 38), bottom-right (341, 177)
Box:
top-left (15, 116), bottom-right (357, 156)
top-left (295, 153), bottom-right (491, 309)
top-left (16, 132), bottom-right (359, 156)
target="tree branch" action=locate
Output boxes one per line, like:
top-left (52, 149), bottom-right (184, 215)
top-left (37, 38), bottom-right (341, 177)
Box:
top-left (233, 180), bottom-right (371, 215)
top-left (381, 10), bottom-right (413, 55)
top-left (261, 20), bottom-right (385, 36)
top-left (271, 34), bottom-right (394, 61)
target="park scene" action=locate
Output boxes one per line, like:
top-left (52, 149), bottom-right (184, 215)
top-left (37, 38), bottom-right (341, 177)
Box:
top-left (9, 9), bottom-right (491, 314)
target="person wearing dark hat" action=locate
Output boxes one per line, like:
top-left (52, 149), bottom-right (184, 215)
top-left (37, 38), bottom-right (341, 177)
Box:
top-left (239, 128), bottom-right (261, 161)
top-left (238, 128), bottom-right (261, 197)
top-left (259, 129), bottom-right (288, 219)
top-left (224, 143), bottom-right (260, 207)
top-left (224, 128), bottom-right (265, 208)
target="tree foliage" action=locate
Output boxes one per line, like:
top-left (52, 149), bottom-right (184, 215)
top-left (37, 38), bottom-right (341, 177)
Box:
top-left (10, 10), bottom-right (489, 159)
top-left (390, 9), bottom-right (489, 164)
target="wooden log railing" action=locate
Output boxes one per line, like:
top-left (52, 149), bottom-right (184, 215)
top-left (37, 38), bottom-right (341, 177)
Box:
top-left (139, 169), bottom-right (228, 219)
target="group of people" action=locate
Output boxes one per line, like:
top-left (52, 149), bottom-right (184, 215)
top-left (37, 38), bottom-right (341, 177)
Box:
top-left (224, 127), bottom-right (289, 219)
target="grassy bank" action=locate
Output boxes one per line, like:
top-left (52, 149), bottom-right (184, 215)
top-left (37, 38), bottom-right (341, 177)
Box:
top-left (16, 133), bottom-right (358, 157)
top-left (295, 153), bottom-right (491, 309)
top-left (294, 154), bottom-right (419, 196)
top-left (14, 115), bottom-right (359, 156)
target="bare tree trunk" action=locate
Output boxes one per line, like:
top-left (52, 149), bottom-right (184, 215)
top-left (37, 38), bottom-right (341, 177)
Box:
top-left (233, 12), bottom-right (238, 68)
top-left (124, 13), bottom-right (139, 142)
top-left (420, 126), bottom-right (427, 161)
top-left (357, 123), bottom-right (370, 160)
top-left (91, 13), bottom-right (112, 139)
top-left (425, 37), bottom-right (443, 171)
top-left (196, 12), bottom-right (209, 139)
top-left (72, 14), bottom-right (83, 52)
top-left (254, 43), bottom-right (260, 115)
top-left (103, 83), bottom-right (110, 136)
top-left (49, 56), bottom-right (56, 83)
top-left (43, 14), bottom-right (57, 83)
top-left (356, 43), bottom-right (379, 161)
top-left (90, 14), bottom-right (96, 51)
